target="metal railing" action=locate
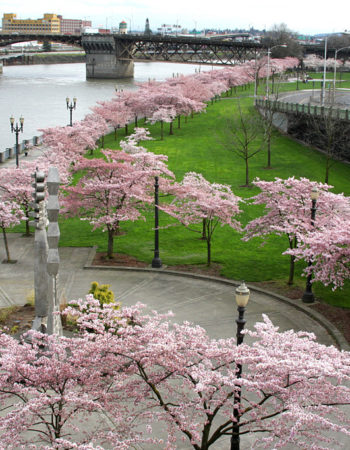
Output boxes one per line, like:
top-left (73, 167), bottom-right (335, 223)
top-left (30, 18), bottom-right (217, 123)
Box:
top-left (255, 98), bottom-right (350, 122)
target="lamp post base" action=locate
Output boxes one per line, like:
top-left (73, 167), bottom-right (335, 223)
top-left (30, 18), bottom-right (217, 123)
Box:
top-left (302, 291), bottom-right (315, 303)
top-left (151, 256), bottom-right (162, 268)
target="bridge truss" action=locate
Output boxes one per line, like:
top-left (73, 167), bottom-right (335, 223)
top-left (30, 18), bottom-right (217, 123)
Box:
top-left (0, 33), bottom-right (264, 65)
top-left (118, 35), bottom-right (263, 65)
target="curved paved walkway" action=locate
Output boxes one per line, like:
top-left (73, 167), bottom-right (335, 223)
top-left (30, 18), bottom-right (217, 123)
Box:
top-left (278, 88), bottom-right (350, 107)
top-left (1, 233), bottom-right (347, 350)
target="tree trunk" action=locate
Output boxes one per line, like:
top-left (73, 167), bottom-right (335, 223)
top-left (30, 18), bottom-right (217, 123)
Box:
top-left (100, 135), bottom-right (105, 149)
top-left (24, 207), bottom-right (31, 237)
top-left (160, 121), bottom-right (164, 140)
top-left (245, 157), bottom-right (249, 186)
top-left (288, 254), bottom-right (296, 285)
top-left (125, 123), bottom-right (128, 135)
top-left (2, 227), bottom-right (11, 262)
top-left (169, 121), bottom-right (173, 135)
top-left (107, 228), bottom-right (114, 259)
top-left (177, 115), bottom-right (181, 129)
top-left (114, 127), bottom-right (117, 140)
top-left (202, 218), bottom-right (207, 240)
top-left (287, 236), bottom-right (297, 285)
top-left (267, 133), bottom-right (272, 168)
top-left (325, 154), bottom-right (330, 184)
top-left (135, 116), bottom-right (138, 127)
top-left (206, 237), bottom-right (211, 266)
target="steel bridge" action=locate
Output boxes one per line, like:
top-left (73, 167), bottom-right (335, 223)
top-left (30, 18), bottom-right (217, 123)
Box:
top-left (0, 32), bottom-right (346, 78)
top-left (0, 33), bottom-right (264, 62)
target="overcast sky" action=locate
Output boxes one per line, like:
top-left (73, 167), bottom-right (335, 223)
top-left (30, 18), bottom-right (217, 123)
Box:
top-left (1, 0), bottom-right (349, 35)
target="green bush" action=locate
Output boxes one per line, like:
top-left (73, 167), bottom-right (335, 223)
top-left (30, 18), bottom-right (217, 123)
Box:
top-left (89, 281), bottom-right (115, 305)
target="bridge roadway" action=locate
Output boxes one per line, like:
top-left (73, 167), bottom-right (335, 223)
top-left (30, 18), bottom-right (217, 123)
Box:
top-left (278, 89), bottom-right (350, 108)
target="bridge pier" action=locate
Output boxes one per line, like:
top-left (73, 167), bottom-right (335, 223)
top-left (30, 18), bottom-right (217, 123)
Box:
top-left (82, 35), bottom-right (134, 79)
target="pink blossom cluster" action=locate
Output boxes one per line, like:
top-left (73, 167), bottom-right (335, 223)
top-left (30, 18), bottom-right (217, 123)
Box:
top-left (0, 297), bottom-right (349, 448)
top-left (162, 172), bottom-right (243, 264)
top-left (244, 177), bottom-right (350, 288)
top-left (0, 200), bottom-right (25, 229)
top-left (61, 149), bottom-right (175, 257)
top-left (166, 171), bottom-right (242, 229)
top-left (287, 214), bottom-right (350, 289)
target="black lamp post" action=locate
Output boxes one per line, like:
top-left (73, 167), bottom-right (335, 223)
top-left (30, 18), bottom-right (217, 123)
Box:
top-left (302, 187), bottom-right (319, 303)
top-left (66, 97), bottom-right (77, 127)
top-left (10, 115), bottom-right (24, 168)
top-left (231, 282), bottom-right (250, 450)
top-left (151, 176), bottom-right (162, 268)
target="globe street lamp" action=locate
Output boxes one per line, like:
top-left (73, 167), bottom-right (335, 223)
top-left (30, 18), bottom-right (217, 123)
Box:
top-left (66, 97), bottom-right (77, 127)
top-left (266, 44), bottom-right (287, 99)
top-left (302, 187), bottom-right (319, 303)
top-left (231, 282), bottom-right (250, 450)
top-left (10, 115), bottom-right (24, 168)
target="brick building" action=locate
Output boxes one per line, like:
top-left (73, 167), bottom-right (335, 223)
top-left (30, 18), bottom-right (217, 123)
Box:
top-left (58, 16), bottom-right (91, 34)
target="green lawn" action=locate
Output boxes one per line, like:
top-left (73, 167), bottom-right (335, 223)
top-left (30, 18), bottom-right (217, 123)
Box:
top-left (13, 80), bottom-right (350, 308)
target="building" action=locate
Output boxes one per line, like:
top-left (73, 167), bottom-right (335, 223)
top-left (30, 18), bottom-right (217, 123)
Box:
top-left (2, 13), bottom-right (61, 34)
top-left (119, 21), bottom-right (127, 34)
top-left (2, 13), bottom-right (92, 35)
top-left (156, 24), bottom-right (183, 36)
top-left (58, 16), bottom-right (91, 35)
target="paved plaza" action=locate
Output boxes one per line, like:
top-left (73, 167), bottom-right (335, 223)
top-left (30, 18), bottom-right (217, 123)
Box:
top-left (1, 232), bottom-right (347, 350)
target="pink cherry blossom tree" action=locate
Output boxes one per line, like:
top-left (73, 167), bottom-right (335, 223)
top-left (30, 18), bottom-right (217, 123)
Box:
top-left (148, 105), bottom-right (176, 140)
top-left (243, 177), bottom-right (350, 285)
top-left (62, 149), bottom-right (174, 259)
top-left (119, 127), bottom-right (153, 153)
top-left (1, 297), bottom-right (350, 449)
top-left (165, 172), bottom-right (242, 265)
top-left (0, 200), bottom-right (26, 263)
top-left (286, 215), bottom-right (350, 289)
top-left (0, 322), bottom-right (157, 448)
top-left (0, 164), bottom-right (36, 236)
top-left (92, 98), bottom-right (133, 140)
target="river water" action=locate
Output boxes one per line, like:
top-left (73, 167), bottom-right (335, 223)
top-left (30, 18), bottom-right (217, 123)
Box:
top-left (0, 61), bottom-right (210, 150)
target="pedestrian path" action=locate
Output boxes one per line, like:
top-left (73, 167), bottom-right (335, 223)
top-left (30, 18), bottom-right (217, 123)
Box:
top-left (1, 233), bottom-right (348, 350)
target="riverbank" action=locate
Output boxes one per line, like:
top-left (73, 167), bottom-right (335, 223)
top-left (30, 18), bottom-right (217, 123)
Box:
top-left (2, 52), bottom-right (85, 66)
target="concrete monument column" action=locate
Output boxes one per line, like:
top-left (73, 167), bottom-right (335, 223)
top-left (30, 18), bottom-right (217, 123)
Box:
top-left (46, 167), bottom-right (62, 336)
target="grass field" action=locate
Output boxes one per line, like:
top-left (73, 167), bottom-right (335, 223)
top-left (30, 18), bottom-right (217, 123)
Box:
top-left (13, 76), bottom-right (350, 308)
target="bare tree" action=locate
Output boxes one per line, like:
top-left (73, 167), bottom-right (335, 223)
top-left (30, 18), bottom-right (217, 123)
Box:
top-left (219, 103), bottom-right (265, 186)
top-left (259, 84), bottom-right (285, 169)
top-left (288, 107), bottom-right (350, 183)
top-left (262, 23), bottom-right (303, 59)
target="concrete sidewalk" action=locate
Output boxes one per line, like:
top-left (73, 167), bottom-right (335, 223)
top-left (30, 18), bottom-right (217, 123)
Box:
top-left (0, 143), bottom-right (46, 169)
